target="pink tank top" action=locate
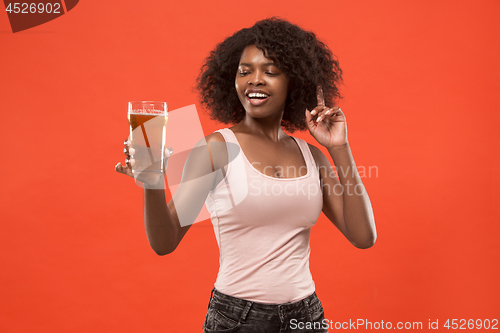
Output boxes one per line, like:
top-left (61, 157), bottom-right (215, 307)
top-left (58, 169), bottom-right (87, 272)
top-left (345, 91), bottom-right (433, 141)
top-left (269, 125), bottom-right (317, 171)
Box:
top-left (205, 128), bottom-right (323, 304)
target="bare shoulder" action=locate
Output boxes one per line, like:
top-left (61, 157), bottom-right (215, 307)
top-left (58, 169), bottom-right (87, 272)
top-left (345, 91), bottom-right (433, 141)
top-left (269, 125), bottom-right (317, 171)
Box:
top-left (204, 131), bottom-right (228, 171)
top-left (307, 143), bottom-right (337, 184)
top-left (307, 143), bottom-right (330, 167)
top-left (205, 132), bottom-right (225, 143)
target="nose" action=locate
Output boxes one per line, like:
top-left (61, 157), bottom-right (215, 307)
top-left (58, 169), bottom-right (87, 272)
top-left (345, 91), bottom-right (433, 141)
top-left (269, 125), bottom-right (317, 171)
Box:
top-left (248, 70), bottom-right (265, 86)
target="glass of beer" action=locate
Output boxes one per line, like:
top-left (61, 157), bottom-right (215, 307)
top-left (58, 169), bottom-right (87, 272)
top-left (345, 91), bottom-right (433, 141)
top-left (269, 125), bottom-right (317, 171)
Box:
top-left (128, 101), bottom-right (168, 178)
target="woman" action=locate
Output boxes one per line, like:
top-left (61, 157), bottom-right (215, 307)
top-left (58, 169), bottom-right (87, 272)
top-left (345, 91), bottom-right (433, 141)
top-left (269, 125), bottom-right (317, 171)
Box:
top-left (116, 17), bottom-right (376, 333)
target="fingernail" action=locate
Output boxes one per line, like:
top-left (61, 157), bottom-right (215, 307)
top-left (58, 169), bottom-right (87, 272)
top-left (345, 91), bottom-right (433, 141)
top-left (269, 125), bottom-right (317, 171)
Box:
top-left (129, 148), bottom-right (135, 155)
top-left (317, 116), bottom-right (322, 122)
top-left (311, 110), bottom-right (317, 115)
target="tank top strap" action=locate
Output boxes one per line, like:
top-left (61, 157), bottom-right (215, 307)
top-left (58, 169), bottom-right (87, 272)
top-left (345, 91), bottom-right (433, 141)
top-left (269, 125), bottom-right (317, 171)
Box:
top-left (292, 137), bottom-right (319, 172)
top-left (215, 128), bottom-right (240, 146)
top-left (213, 129), bottom-right (243, 176)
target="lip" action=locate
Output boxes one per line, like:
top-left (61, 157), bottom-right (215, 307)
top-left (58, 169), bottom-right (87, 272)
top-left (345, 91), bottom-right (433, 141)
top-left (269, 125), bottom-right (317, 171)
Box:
top-left (246, 95), bottom-right (269, 106)
top-left (245, 89), bottom-right (270, 96)
top-left (245, 89), bottom-right (270, 107)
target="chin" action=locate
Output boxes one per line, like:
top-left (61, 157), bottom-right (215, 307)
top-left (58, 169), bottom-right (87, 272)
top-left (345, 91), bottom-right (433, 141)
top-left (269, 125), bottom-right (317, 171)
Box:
top-left (244, 108), bottom-right (274, 119)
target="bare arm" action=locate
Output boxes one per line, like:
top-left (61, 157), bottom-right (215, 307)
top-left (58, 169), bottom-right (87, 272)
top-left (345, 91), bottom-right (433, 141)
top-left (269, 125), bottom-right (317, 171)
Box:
top-left (305, 86), bottom-right (376, 249)
top-left (143, 182), bottom-right (188, 255)
top-left (310, 144), bottom-right (376, 248)
top-left (116, 133), bottom-right (227, 255)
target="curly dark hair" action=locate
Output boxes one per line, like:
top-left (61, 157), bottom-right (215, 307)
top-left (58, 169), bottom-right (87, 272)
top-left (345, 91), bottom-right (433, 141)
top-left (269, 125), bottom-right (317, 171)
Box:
top-left (196, 17), bottom-right (343, 132)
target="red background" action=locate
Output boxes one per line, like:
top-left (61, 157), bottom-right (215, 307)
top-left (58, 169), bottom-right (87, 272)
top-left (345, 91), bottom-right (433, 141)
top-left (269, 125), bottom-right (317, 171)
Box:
top-left (1, 1), bottom-right (498, 331)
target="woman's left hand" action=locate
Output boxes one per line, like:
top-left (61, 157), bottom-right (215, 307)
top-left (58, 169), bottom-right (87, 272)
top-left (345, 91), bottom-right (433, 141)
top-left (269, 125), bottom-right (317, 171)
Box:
top-left (305, 86), bottom-right (348, 149)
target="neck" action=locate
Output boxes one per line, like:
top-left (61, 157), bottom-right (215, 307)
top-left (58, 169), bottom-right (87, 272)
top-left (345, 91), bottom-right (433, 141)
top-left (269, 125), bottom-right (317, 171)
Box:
top-left (235, 113), bottom-right (286, 142)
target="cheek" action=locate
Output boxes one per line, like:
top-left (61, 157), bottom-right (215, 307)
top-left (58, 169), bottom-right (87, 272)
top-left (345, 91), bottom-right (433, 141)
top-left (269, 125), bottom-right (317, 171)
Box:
top-left (278, 87), bottom-right (289, 101)
top-left (277, 78), bottom-right (289, 98)
top-left (234, 81), bottom-right (246, 104)
top-left (234, 79), bottom-right (244, 95)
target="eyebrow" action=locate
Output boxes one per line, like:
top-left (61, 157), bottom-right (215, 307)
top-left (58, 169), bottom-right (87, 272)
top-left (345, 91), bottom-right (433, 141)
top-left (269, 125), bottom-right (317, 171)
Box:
top-left (239, 62), bottom-right (276, 67)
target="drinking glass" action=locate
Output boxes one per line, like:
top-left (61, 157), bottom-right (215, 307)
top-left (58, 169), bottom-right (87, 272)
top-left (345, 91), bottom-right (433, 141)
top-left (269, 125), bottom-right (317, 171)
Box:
top-left (128, 101), bottom-right (168, 177)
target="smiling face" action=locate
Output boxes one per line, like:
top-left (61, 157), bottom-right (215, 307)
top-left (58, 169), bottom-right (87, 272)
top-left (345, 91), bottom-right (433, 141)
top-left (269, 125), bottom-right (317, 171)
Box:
top-left (235, 45), bottom-right (289, 121)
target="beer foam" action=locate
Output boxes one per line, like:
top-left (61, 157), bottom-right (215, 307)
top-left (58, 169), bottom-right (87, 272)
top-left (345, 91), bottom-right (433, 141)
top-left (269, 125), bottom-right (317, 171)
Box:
top-left (129, 108), bottom-right (166, 115)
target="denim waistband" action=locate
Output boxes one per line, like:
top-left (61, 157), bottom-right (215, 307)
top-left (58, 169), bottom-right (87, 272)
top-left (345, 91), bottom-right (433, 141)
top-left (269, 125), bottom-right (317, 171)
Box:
top-left (210, 288), bottom-right (318, 312)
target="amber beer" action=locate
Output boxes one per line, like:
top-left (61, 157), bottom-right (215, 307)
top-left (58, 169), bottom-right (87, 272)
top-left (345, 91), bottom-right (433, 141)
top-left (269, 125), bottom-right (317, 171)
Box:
top-left (128, 101), bottom-right (168, 175)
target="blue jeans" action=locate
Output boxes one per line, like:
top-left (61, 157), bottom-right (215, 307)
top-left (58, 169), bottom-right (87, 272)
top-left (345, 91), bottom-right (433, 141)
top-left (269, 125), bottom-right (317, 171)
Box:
top-left (203, 288), bottom-right (329, 333)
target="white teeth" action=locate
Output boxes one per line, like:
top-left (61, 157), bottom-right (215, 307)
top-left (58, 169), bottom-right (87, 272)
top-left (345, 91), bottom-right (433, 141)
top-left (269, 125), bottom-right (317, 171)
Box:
top-left (247, 93), bottom-right (269, 98)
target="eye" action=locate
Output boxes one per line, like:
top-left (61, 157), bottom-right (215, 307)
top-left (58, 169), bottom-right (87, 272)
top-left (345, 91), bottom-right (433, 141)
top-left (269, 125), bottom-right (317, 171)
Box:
top-left (239, 71), bottom-right (249, 76)
top-left (266, 72), bottom-right (278, 76)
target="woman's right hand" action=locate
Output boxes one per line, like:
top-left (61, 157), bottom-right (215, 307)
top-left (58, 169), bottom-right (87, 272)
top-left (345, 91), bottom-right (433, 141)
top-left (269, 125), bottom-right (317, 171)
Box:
top-left (115, 138), bottom-right (174, 188)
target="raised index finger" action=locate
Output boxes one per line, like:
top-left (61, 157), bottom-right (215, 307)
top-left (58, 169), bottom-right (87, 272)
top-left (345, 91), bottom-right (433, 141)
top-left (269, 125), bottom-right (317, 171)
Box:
top-left (316, 85), bottom-right (325, 107)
